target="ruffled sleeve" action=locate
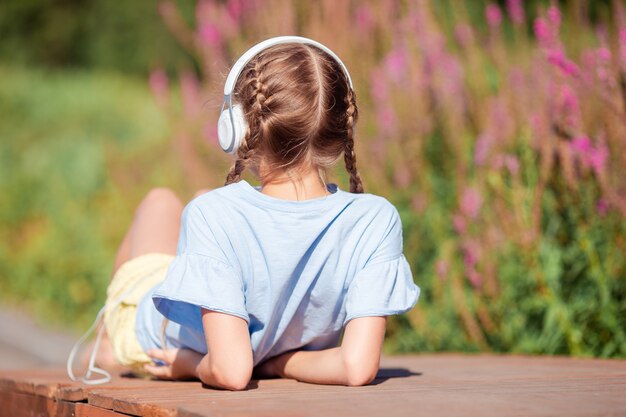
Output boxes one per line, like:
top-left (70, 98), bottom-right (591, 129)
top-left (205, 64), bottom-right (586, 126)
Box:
top-left (153, 252), bottom-right (248, 332)
top-left (343, 254), bottom-right (419, 326)
top-left (152, 201), bottom-right (248, 332)
top-left (343, 201), bottom-right (420, 326)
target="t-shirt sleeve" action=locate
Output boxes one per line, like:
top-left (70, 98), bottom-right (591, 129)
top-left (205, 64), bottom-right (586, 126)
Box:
top-left (152, 201), bottom-right (248, 333)
top-left (343, 203), bottom-right (420, 326)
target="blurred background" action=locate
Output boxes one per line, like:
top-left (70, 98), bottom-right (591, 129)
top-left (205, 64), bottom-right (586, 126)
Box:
top-left (0, 0), bottom-right (625, 367)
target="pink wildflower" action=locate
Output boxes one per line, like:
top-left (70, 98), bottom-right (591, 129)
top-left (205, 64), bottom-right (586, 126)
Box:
top-left (492, 154), bottom-right (520, 175)
top-left (149, 69), bottom-right (169, 106)
top-left (376, 106), bottom-right (396, 134)
top-left (467, 269), bottom-right (482, 288)
top-left (556, 84), bottom-right (580, 131)
top-left (462, 240), bottom-right (481, 268)
top-left (355, 5), bottom-right (374, 33)
top-left (506, 0), bottom-right (525, 25)
top-left (588, 143), bottom-right (609, 175)
top-left (547, 50), bottom-right (580, 77)
top-left (593, 47), bottom-right (613, 85)
top-left (195, 0), bottom-right (214, 25)
top-left (393, 165), bottom-right (412, 188)
top-left (474, 133), bottom-right (492, 166)
top-left (547, 5), bottom-right (561, 30)
top-left (571, 136), bottom-right (609, 174)
top-left (384, 47), bottom-right (408, 83)
top-left (460, 187), bottom-right (482, 220)
top-left (530, 113), bottom-right (543, 131)
top-left (180, 71), bottom-right (200, 119)
top-left (453, 214), bottom-right (467, 235)
top-left (204, 123), bottom-right (218, 146)
top-left (491, 97), bottom-right (513, 140)
top-left (158, 0), bottom-right (176, 17)
top-left (597, 47), bottom-right (611, 62)
top-left (226, 0), bottom-right (243, 21)
top-left (198, 23), bottom-right (222, 47)
top-left (455, 23), bottom-right (474, 47)
top-left (435, 260), bottom-right (449, 281)
top-left (560, 84), bottom-right (578, 110)
top-left (596, 198), bottom-right (610, 216)
top-left (370, 69), bottom-right (388, 102)
top-left (485, 4), bottom-right (503, 28)
top-left (570, 136), bottom-right (592, 154)
top-left (504, 155), bottom-right (520, 175)
top-left (411, 193), bottom-right (427, 213)
top-left (370, 136), bottom-right (386, 161)
top-left (534, 17), bottom-right (550, 45)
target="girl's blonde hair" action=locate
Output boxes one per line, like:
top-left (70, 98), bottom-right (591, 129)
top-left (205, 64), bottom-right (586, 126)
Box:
top-left (224, 43), bottom-right (364, 193)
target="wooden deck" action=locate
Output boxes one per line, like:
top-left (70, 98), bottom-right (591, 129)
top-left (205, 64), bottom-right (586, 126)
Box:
top-left (1, 353), bottom-right (625, 417)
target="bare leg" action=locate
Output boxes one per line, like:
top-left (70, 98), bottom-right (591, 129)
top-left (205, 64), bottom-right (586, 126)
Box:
top-left (97, 187), bottom-right (184, 368)
top-left (121, 187), bottom-right (183, 265)
top-left (113, 228), bottom-right (131, 274)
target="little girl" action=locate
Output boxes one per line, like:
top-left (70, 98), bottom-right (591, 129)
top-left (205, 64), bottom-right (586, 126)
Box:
top-left (80, 36), bottom-right (420, 390)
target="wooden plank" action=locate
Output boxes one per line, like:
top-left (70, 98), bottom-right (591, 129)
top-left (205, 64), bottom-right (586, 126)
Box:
top-left (0, 387), bottom-right (128, 417)
top-left (82, 353), bottom-right (626, 417)
top-left (55, 400), bottom-right (76, 417)
top-left (56, 375), bottom-right (173, 402)
top-left (172, 353), bottom-right (626, 417)
top-left (0, 368), bottom-right (177, 402)
top-left (2, 354), bottom-right (626, 417)
top-left (88, 383), bottom-right (196, 417)
top-left (75, 402), bottom-right (128, 417)
top-left (176, 382), bottom-right (626, 417)
top-left (0, 389), bottom-right (57, 417)
top-left (0, 368), bottom-right (71, 399)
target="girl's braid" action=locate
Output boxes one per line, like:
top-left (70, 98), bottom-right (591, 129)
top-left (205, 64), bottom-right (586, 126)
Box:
top-left (225, 60), bottom-right (267, 185)
top-left (343, 87), bottom-right (364, 193)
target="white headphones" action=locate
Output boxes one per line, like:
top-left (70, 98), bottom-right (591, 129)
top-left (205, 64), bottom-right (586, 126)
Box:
top-left (217, 36), bottom-right (353, 154)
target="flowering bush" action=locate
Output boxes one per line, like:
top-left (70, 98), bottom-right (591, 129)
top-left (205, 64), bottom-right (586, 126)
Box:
top-left (148, 0), bottom-right (626, 358)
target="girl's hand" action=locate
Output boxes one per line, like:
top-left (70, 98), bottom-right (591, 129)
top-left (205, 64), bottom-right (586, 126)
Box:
top-left (253, 317), bottom-right (387, 386)
top-left (144, 348), bottom-right (204, 381)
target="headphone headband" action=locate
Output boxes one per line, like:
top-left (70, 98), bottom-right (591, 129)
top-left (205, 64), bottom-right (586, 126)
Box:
top-left (218, 36), bottom-right (353, 155)
top-left (222, 35), bottom-right (353, 99)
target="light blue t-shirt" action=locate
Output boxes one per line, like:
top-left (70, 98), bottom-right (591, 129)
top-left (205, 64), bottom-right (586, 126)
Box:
top-left (135, 179), bottom-right (420, 367)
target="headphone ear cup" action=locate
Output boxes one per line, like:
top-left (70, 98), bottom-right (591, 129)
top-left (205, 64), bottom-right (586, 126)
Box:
top-left (218, 104), bottom-right (248, 154)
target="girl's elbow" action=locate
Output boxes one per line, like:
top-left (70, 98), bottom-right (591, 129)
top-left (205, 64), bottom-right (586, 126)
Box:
top-left (217, 375), bottom-right (251, 391)
top-left (343, 359), bottom-right (379, 386)
top-left (345, 368), bottom-right (377, 386)
top-left (208, 363), bottom-right (252, 391)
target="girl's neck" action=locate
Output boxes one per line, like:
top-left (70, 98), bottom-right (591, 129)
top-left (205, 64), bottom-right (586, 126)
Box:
top-left (260, 167), bottom-right (329, 201)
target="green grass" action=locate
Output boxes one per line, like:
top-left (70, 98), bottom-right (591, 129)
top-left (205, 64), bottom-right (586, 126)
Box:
top-left (0, 65), bottom-right (172, 329)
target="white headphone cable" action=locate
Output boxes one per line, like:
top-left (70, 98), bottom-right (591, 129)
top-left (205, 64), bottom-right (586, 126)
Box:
top-left (66, 306), bottom-right (111, 385)
top-left (66, 263), bottom-right (168, 385)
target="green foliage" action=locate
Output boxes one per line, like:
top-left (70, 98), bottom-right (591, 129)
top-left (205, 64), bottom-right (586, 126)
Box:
top-left (0, 0), bottom-right (191, 73)
top-left (1, 0), bottom-right (625, 361)
top-left (0, 66), bottom-right (173, 328)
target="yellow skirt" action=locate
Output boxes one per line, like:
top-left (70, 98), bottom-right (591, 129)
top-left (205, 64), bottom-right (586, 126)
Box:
top-left (103, 253), bottom-right (175, 369)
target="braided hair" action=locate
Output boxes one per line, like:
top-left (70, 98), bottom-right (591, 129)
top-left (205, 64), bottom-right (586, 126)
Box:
top-left (225, 60), bottom-right (266, 185)
top-left (224, 43), bottom-right (364, 193)
top-left (343, 87), bottom-right (363, 193)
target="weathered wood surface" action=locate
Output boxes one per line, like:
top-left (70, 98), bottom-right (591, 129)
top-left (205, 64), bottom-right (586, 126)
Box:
top-left (1, 353), bottom-right (625, 417)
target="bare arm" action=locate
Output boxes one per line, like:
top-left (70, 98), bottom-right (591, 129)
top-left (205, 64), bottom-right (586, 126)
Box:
top-left (257, 316), bottom-right (387, 386)
top-left (145, 308), bottom-right (253, 391)
top-left (195, 308), bottom-right (253, 390)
